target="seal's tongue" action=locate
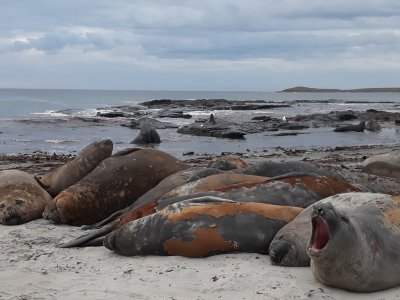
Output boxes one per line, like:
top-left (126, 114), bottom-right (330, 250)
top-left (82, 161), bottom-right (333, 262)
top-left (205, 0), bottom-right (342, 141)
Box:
top-left (310, 216), bottom-right (329, 252)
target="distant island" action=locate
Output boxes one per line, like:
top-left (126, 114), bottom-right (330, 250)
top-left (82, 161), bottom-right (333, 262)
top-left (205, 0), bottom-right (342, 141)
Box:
top-left (280, 86), bottom-right (400, 92)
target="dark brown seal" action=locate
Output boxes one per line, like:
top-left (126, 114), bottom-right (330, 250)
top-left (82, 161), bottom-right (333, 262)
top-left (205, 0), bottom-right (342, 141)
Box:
top-left (0, 170), bottom-right (52, 225)
top-left (36, 139), bottom-right (113, 197)
top-left (43, 148), bottom-right (188, 226)
top-left (308, 193), bottom-right (400, 292)
top-left (103, 197), bottom-right (303, 257)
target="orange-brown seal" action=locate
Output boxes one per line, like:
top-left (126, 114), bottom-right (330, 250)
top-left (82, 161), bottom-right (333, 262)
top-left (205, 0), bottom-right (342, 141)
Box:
top-left (43, 148), bottom-right (188, 226)
top-left (0, 170), bottom-right (52, 225)
top-left (103, 197), bottom-right (304, 257)
top-left (60, 173), bottom-right (359, 248)
top-left (36, 139), bottom-right (113, 197)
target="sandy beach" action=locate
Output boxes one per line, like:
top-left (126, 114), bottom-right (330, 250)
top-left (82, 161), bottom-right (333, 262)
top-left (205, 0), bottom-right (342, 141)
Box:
top-left (2, 218), bottom-right (400, 300)
top-left (1, 143), bottom-right (400, 300)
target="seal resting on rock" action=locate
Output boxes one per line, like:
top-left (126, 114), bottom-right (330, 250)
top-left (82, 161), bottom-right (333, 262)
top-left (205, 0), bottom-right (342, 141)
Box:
top-left (36, 139), bottom-right (113, 197)
top-left (307, 193), bottom-right (400, 292)
top-left (333, 121), bottom-right (365, 132)
top-left (43, 148), bottom-right (188, 226)
top-left (103, 197), bottom-right (303, 257)
top-left (131, 122), bottom-right (161, 144)
top-left (0, 170), bottom-right (52, 225)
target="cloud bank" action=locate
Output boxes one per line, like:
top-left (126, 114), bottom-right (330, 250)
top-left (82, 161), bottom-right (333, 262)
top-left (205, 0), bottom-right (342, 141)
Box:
top-left (1, 0), bottom-right (400, 90)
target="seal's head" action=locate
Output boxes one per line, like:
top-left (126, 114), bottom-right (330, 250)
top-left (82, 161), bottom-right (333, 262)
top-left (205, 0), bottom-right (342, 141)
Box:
top-left (0, 196), bottom-right (28, 225)
top-left (269, 233), bottom-right (306, 266)
top-left (307, 202), bottom-right (352, 260)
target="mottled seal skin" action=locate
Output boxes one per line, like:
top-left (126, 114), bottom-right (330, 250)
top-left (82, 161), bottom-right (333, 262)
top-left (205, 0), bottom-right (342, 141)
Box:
top-left (161, 173), bottom-right (270, 199)
top-left (43, 148), bottom-right (188, 226)
top-left (131, 122), bottom-right (161, 144)
top-left (362, 149), bottom-right (400, 167)
top-left (207, 155), bottom-right (248, 171)
top-left (0, 170), bottom-right (52, 225)
top-left (36, 139), bottom-right (113, 197)
top-left (362, 161), bottom-right (400, 180)
top-left (103, 198), bottom-right (303, 257)
top-left (307, 193), bottom-right (400, 292)
top-left (269, 191), bottom-right (372, 267)
top-left (333, 121), bottom-right (365, 132)
top-left (60, 174), bottom-right (359, 248)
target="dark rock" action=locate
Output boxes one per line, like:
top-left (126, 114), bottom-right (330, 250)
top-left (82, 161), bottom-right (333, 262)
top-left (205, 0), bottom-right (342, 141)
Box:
top-left (177, 123), bottom-right (245, 139)
top-left (183, 151), bottom-right (195, 156)
top-left (395, 120), bottom-right (400, 125)
top-left (278, 122), bottom-right (309, 130)
top-left (123, 117), bottom-right (178, 129)
top-left (157, 110), bottom-right (192, 119)
top-left (96, 112), bottom-right (126, 118)
top-left (338, 112), bottom-right (358, 121)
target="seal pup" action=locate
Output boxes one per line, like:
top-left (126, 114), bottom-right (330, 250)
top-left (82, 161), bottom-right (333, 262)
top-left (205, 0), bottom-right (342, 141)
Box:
top-left (131, 122), bottom-right (161, 144)
top-left (0, 170), bottom-right (52, 225)
top-left (308, 193), bottom-right (400, 292)
top-left (103, 197), bottom-right (303, 257)
top-left (43, 148), bottom-right (188, 226)
top-left (333, 121), bottom-right (365, 132)
top-left (36, 139), bottom-right (113, 197)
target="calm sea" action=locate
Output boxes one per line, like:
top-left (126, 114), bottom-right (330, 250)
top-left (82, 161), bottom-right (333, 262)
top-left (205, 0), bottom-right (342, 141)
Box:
top-left (0, 88), bottom-right (399, 158)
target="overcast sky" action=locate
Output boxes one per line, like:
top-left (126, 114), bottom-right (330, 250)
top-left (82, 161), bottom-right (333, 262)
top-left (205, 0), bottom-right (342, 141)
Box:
top-left (1, 1), bottom-right (400, 91)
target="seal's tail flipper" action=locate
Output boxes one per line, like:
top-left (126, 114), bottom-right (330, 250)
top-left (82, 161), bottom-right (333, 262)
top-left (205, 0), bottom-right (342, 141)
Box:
top-left (58, 220), bottom-right (117, 248)
top-left (81, 208), bottom-right (128, 230)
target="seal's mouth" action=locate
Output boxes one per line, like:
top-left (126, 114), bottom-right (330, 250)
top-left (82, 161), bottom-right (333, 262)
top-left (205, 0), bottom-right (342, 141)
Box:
top-left (308, 215), bottom-right (329, 256)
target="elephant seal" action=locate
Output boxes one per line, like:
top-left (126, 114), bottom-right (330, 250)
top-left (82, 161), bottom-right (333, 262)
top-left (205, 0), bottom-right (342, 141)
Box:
top-left (0, 170), bottom-right (52, 225)
top-left (362, 149), bottom-right (400, 167)
top-left (362, 161), bottom-right (400, 181)
top-left (207, 155), bottom-right (248, 171)
top-left (269, 191), bottom-right (377, 267)
top-left (333, 121), bottom-right (365, 132)
top-left (43, 148), bottom-right (188, 226)
top-left (36, 139), bottom-right (113, 197)
top-left (307, 193), bottom-right (400, 292)
top-left (103, 197), bottom-right (303, 257)
top-left (365, 120), bottom-right (381, 131)
top-left (61, 173), bottom-right (360, 248)
top-left (131, 122), bottom-right (161, 144)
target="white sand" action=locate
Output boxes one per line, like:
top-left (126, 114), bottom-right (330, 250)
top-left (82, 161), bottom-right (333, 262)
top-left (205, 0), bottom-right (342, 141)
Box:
top-left (1, 219), bottom-right (400, 300)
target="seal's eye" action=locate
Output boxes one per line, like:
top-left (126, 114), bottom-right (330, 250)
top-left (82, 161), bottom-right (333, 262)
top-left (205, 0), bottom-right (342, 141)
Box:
top-left (341, 216), bottom-right (350, 223)
top-left (15, 199), bottom-right (24, 206)
top-left (0, 203), bottom-right (4, 209)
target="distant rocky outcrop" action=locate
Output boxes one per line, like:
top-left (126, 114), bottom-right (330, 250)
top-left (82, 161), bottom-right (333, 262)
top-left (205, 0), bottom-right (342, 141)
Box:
top-left (281, 86), bottom-right (400, 93)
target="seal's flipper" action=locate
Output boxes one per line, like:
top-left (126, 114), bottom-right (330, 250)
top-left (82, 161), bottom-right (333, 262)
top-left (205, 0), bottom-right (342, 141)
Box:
top-left (58, 220), bottom-right (117, 248)
top-left (111, 148), bottom-right (140, 157)
top-left (34, 175), bottom-right (50, 189)
top-left (81, 208), bottom-right (127, 230)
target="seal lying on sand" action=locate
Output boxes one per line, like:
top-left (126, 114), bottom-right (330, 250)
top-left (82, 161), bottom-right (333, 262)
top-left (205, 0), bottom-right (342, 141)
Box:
top-left (362, 161), bottom-right (400, 181)
top-left (333, 121), bottom-right (365, 132)
top-left (103, 197), bottom-right (303, 257)
top-left (0, 170), bottom-right (52, 225)
top-left (61, 173), bottom-right (360, 248)
top-left (43, 148), bottom-right (188, 226)
top-left (36, 139), bottom-right (113, 197)
top-left (308, 193), bottom-right (400, 292)
top-left (269, 192), bottom-right (381, 267)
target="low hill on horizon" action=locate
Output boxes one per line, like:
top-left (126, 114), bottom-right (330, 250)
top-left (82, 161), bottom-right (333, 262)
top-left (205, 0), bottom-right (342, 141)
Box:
top-left (280, 86), bottom-right (400, 92)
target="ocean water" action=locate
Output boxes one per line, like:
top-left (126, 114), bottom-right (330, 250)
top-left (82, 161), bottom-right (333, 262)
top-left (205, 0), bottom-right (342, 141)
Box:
top-left (0, 88), bottom-right (399, 158)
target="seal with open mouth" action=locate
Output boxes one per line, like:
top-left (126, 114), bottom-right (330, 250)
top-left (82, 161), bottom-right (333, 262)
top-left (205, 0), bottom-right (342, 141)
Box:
top-left (307, 193), bottom-right (400, 292)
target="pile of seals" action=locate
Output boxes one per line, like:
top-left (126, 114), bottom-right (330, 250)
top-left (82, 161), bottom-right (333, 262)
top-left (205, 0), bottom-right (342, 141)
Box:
top-left (1, 139), bottom-right (400, 293)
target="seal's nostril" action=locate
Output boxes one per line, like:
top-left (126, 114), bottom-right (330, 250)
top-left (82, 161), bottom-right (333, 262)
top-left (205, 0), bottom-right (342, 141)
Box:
top-left (318, 208), bottom-right (324, 215)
